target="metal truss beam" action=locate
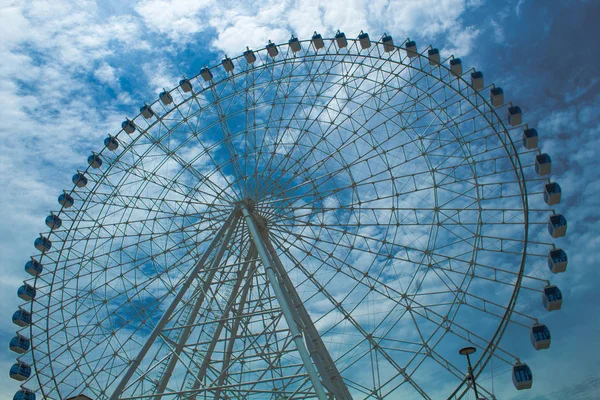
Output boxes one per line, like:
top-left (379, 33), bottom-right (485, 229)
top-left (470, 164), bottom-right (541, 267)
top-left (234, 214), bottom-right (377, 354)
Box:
top-left (241, 204), bottom-right (329, 400)
top-left (259, 227), bottom-right (353, 400)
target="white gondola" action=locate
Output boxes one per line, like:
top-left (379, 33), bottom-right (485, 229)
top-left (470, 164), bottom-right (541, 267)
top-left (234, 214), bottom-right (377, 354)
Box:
top-left (542, 285), bottom-right (563, 311)
top-left (266, 41), bottom-right (278, 57)
top-left (58, 192), bottom-right (74, 208)
top-left (159, 90), bottom-right (173, 105)
top-left (179, 78), bottom-right (193, 92)
top-left (490, 87), bottom-right (504, 107)
top-left (428, 48), bottom-right (440, 65)
top-left (140, 104), bottom-right (154, 119)
top-left (512, 362), bottom-right (533, 390)
top-left (104, 135), bottom-right (119, 151)
top-left (508, 106), bottom-right (522, 126)
top-left (200, 67), bottom-right (213, 82)
top-left (87, 153), bottom-right (102, 169)
top-left (544, 182), bottom-right (561, 205)
top-left (289, 36), bottom-right (301, 53)
top-left (25, 259), bottom-right (43, 276)
top-left (18, 284), bottom-right (36, 301)
top-left (471, 71), bottom-right (483, 90)
top-left (312, 32), bottom-right (324, 50)
top-left (381, 33), bottom-right (394, 52)
top-left (405, 40), bottom-right (417, 58)
top-left (34, 235), bottom-right (51, 252)
top-left (548, 248), bottom-right (567, 273)
top-left (449, 58), bottom-right (462, 76)
top-left (10, 335), bottom-right (30, 354)
top-left (45, 214), bottom-right (62, 230)
top-left (72, 172), bottom-right (87, 188)
top-left (358, 31), bottom-right (371, 49)
top-left (14, 389), bottom-right (36, 400)
top-left (222, 57), bottom-right (234, 72)
top-left (535, 153), bottom-right (552, 176)
top-left (530, 323), bottom-right (551, 350)
top-left (548, 214), bottom-right (567, 238)
top-left (9, 362), bottom-right (31, 381)
top-left (243, 47), bottom-right (256, 63)
top-left (522, 128), bottom-right (538, 149)
top-left (335, 30), bottom-right (347, 48)
top-left (121, 119), bottom-right (136, 134)
top-left (12, 309), bottom-right (31, 327)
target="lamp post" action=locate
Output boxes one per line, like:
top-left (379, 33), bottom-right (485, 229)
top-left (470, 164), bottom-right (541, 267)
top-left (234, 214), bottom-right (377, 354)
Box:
top-left (459, 346), bottom-right (481, 399)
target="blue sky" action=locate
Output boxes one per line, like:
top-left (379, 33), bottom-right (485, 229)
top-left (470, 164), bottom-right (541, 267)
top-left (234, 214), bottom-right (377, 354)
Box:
top-left (0, 0), bottom-right (599, 399)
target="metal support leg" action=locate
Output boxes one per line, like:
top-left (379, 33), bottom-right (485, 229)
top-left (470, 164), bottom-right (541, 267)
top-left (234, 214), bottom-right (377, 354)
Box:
top-left (214, 248), bottom-right (258, 400)
top-left (109, 210), bottom-right (238, 400)
top-left (241, 205), bottom-right (328, 400)
top-left (153, 214), bottom-right (239, 398)
top-left (187, 244), bottom-right (258, 397)
top-left (261, 230), bottom-right (353, 400)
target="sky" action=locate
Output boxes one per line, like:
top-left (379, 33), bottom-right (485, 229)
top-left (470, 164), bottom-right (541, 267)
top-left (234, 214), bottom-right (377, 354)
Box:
top-left (1, 0), bottom-right (599, 399)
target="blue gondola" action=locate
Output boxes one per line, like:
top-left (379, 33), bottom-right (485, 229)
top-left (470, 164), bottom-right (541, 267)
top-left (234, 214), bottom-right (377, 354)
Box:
top-left (140, 104), bottom-right (154, 119)
top-left (382, 33), bottom-right (394, 52)
top-left (24, 259), bottom-right (43, 276)
top-left (18, 284), bottom-right (36, 301)
top-left (548, 214), bottom-right (567, 238)
top-left (535, 153), bottom-right (552, 176)
top-left (405, 40), bottom-right (417, 58)
top-left (243, 47), bottom-right (256, 63)
top-left (335, 30), bottom-right (348, 48)
top-left (542, 285), bottom-right (563, 311)
top-left (45, 214), bottom-right (62, 230)
top-left (512, 362), bottom-right (533, 390)
top-left (179, 78), bottom-right (192, 92)
top-left (544, 182), bottom-right (561, 205)
top-left (428, 48), bottom-right (440, 65)
top-left (200, 67), bottom-right (213, 82)
top-left (289, 36), bottom-right (301, 53)
top-left (358, 31), bottom-right (371, 49)
top-left (87, 154), bottom-right (102, 169)
top-left (58, 192), bottom-right (74, 208)
top-left (222, 57), bottom-right (234, 72)
top-left (509, 106), bottom-right (522, 126)
top-left (34, 235), bottom-right (51, 252)
top-left (450, 58), bottom-right (462, 76)
top-left (312, 32), bottom-right (324, 50)
top-left (72, 173), bottom-right (87, 188)
top-left (530, 323), bottom-right (551, 350)
top-left (9, 362), bottom-right (31, 381)
top-left (490, 87), bottom-right (504, 107)
top-left (471, 71), bottom-right (483, 90)
top-left (522, 128), bottom-right (539, 149)
top-left (121, 119), bottom-right (136, 134)
top-left (14, 389), bottom-right (36, 400)
top-left (12, 309), bottom-right (31, 327)
top-left (266, 41), bottom-right (278, 57)
top-left (9, 335), bottom-right (30, 354)
top-left (104, 135), bottom-right (119, 151)
top-left (548, 248), bottom-right (567, 273)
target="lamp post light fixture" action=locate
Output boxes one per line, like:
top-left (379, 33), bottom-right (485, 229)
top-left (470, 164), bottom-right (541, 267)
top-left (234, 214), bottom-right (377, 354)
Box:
top-left (459, 346), bottom-right (481, 399)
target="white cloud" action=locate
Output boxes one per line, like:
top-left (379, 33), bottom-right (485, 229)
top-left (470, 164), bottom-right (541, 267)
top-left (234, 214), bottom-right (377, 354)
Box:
top-left (135, 0), bottom-right (214, 42)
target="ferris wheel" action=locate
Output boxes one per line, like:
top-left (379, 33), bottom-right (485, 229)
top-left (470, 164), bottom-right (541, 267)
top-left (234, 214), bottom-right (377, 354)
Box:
top-left (10, 30), bottom-right (568, 400)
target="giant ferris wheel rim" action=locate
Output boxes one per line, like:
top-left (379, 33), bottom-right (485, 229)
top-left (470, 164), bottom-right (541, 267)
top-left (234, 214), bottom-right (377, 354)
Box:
top-left (14, 31), bottom-right (561, 400)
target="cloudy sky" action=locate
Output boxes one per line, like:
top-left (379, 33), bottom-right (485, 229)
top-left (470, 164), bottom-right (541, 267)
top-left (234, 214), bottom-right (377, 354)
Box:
top-left (0, 0), bottom-right (599, 399)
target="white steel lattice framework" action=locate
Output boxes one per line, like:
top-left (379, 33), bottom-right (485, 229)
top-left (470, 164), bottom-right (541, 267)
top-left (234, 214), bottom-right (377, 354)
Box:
top-left (11, 32), bottom-right (568, 400)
